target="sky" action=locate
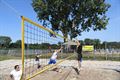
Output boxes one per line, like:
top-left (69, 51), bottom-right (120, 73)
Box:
top-left (0, 0), bottom-right (120, 42)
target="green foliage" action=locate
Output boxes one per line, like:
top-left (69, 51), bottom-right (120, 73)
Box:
top-left (84, 38), bottom-right (120, 49)
top-left (15, 40), bottom-right (21, 45)
top-left (94, 39), bottom-right (101, 49)
top-left (102, 41), bottom-right (120, 49)
top-left (0, 35), bottom-right (119, 49)
top-left (0, 36), bottom-right (12, 48)
top-left (84, 38), bottom-right (101, 49)
top-left (9, 40), bottom-right (21, 48)
top-left (32, 0), bottom-right (110, 40)
top-left (84, 38), bottom-right (94, 45)
top-left (27, 43), bottom-right (59, 49)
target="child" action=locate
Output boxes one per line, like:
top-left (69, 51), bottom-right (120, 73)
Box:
top-left (35, 54), bottom-right (41, 69)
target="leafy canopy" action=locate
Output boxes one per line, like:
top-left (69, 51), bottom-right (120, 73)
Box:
top-left (32, 0), bottom-right (110, 41)
top-left (0, 36), bottom-right (12, 48)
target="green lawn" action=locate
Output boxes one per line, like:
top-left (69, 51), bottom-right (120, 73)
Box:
top-left (0, 55), bottom-right (21, 61)
top-left (0, 53), bottom-right (120, 61)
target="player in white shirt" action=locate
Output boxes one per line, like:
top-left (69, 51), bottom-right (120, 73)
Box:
top-left (10, 65), bottom-right (22, 80)
top-left (48, 47), bottom-right (62, 64)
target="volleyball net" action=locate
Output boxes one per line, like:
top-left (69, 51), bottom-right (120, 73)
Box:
top-left (21, 16), bottom-right (75, 80)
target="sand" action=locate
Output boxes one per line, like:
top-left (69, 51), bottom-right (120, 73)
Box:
top-left (0, 59), bottom-right (120, 80)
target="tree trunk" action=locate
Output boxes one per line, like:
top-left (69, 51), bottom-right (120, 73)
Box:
top-left (61, 29), bottom-right (68, 42)
top-left (63, 33), bottom-right (68, 42)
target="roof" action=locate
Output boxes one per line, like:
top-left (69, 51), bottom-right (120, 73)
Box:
top-left (63, 40), bottom-right (77, 45)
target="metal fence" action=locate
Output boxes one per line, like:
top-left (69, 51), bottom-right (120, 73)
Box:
top-left (0, 49), bottom-right (120, 59)
top-left (82, 49), bottom-right (120, 61)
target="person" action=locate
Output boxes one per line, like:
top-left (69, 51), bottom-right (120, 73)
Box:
top-left (35, 54), bottom-right (41, 69)
top-left (49, 46), bottom-right (52, 52)
top-left (48, 47), bottom-right (62, 64)
top-left (10, 65), bottom-right (22, 80)
top-left (76, 40), bottom-right (82, 72)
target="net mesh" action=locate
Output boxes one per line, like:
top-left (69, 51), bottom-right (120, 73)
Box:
top-left (22, 16), bottom-right (69, 79)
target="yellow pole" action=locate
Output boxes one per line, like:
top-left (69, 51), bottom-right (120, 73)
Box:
top-left (21, 16), bottom-right (25, 80)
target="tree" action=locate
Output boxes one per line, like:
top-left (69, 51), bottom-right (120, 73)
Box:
top-left (9, 40), bottom-right (22, 48)
top-left (79, 40), bottom-right (84, 45)
top-left (103, 42), bottom-right (120, 49)
top-left (32, 0), bottom-right (110, 41)
top-left (15, 40), bottom-right (21, 48)
top-left (93, 39), bottom-right (101, 49)
top-left (84, 38), bottom-right (94, 45)
top-left (84, 38), bottom-right (101, 49)
top-left (102, 41), bottom-right (107, 49)
top-left (0, 36), bottom-right (12, 48)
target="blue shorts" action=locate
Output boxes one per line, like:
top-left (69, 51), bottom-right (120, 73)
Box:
top-left (48, 59), bottom-right (56, 64)
top-left (78, 58), bottom-right (82, 62)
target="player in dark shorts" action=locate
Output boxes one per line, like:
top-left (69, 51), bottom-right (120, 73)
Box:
top-left (35, 54), bottom-right (41, 69)
top-left (76, 40), bottom-right (82, 71)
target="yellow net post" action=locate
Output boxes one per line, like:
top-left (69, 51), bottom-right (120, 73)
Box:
top-left (21, 16), bottom-right (25, 80)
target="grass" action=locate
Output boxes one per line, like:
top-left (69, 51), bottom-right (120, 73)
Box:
top-left (82, 53), bottom-right (120, 61)
top-left (0, 55), bottom-right (21, 61)
top-left (0, 53), bottom-right (120, 61)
